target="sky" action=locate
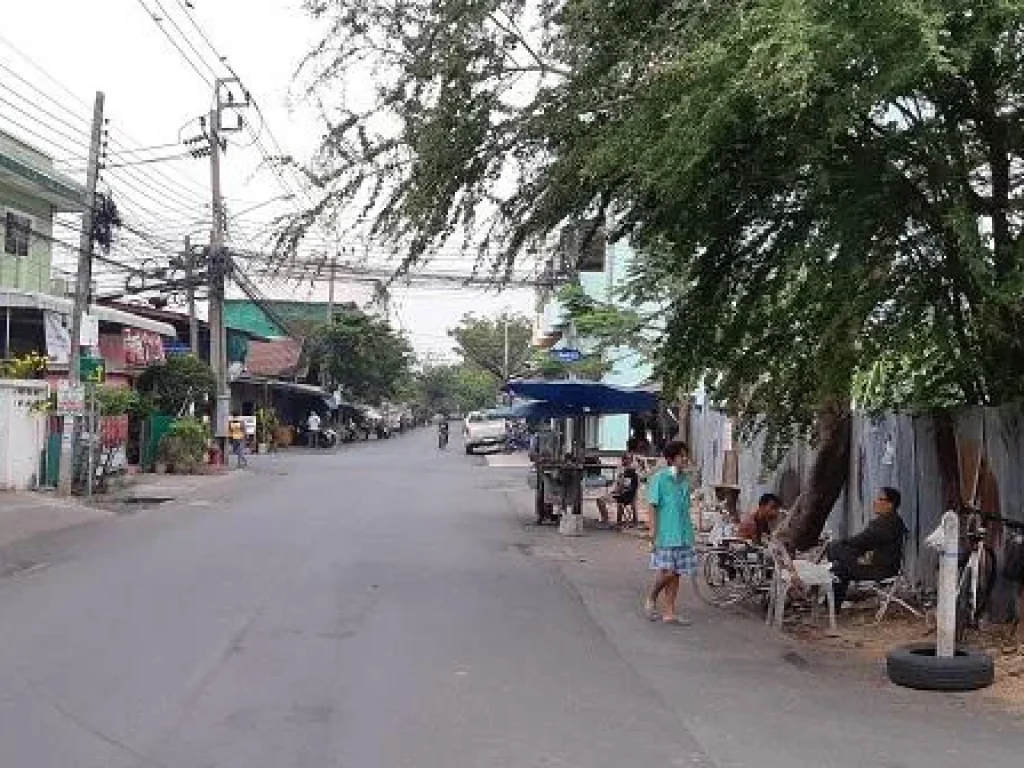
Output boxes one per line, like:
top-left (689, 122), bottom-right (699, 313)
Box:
top-left (1, 0), bottom-right (534, 361)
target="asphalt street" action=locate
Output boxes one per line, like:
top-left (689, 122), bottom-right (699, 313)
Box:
top-left (0, 429), bottom-right (1021, 767)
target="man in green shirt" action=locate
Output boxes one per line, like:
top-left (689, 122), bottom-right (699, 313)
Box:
top-left (644, 440), bottom-right (697, 624)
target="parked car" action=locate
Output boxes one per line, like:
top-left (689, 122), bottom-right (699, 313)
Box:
top-left (462, 411), bottom-right (507, 454)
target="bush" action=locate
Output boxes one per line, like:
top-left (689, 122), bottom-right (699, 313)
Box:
top-left (158, 417), bottom-right (209, 473)
top-left (137, 355), bottom-right (216, 417)
top-left (2, 352), bottom-right (48, 379)
top-left (256, 407), bottom-right (279, 444)
top-left (94, 385), bottom-right (153, 419)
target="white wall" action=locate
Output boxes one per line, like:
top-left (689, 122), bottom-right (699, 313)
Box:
top-left (0, 380), bottom-right (49, 490)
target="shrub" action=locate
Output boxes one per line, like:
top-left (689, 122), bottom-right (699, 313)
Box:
top-left (157, 417), bottom-right (209, 473)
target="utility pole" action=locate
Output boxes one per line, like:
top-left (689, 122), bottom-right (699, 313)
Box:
top-left (327, 252), bottom-right (337, 320)
top-left (503, 314), bottom-right (510, 384)
top-left (58, 91), bottom-right (104, 497)
top-left (208, 103), bottom-right (228, 456)
top-left (200, 78), bottom-right (249, 461)
top-left (184, 236), bottom-right (198, 355)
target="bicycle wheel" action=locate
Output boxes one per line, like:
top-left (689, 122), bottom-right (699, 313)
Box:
top-left (955, 564), bottom-right (974, 644)
top-left (695, 549), bottom-right (753, 607)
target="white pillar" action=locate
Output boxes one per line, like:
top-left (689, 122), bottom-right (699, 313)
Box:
top-left (937, 510), bottom-right (959, 657)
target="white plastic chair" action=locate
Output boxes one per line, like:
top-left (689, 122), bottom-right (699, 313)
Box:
top-left (768, 558), bottom-right (837, 633)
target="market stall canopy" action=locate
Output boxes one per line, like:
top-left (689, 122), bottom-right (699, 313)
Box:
top-left (505, 379), bottom-right (658, 415)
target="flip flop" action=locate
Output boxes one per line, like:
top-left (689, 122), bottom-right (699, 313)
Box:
top-left (662, 616), bottom-right (691, 626)
top-left (643, 598), bottom-right (659, 621)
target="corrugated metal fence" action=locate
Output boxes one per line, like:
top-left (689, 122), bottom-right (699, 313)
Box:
top-left (690, 405), bottom-right (1024, 603)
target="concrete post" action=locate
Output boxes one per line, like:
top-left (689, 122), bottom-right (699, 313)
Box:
top-left (937, 509), bottom-right (959, 657)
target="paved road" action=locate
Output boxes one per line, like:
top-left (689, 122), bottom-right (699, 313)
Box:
top-left (0, 430), bottom-right (1020, 767)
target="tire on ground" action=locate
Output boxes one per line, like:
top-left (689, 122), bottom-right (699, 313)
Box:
top-left (886, 643), bottom-right (994, 691)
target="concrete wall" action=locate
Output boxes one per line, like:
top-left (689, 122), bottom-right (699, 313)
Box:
top-left (0, 379), bottom-right (49, 490)
top-left (0, 183), bottom-right (55, 294)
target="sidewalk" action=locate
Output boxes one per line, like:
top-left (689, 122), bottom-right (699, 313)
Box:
top-left (0, 470), bottom-right (243, 554)
top-left (0, 492), bottom-right (111, 551)
top-left (500, 485), bottom-right (1024, 765)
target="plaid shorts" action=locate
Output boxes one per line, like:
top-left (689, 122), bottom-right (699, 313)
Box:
top-left (650, 546), bottom-right (698, 575)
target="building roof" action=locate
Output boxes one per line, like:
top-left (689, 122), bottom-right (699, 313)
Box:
top-left (243, 338), bottom-right (304, 377)
top-left (0, 129), bottom-right (86, 212)
top-left (224, 299), bottom-right (359, 338)
top-left (0, 289), bottom-right (176, 336)
top-left (98, 300), bottom-right (272, 341)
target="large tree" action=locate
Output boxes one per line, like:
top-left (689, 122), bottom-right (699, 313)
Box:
top-left (448, 312), bottom-right (533, 382)
top-left (289, 1), bottom-right (1024, 544)
top-left (306, 307), bottom-right (413, 404)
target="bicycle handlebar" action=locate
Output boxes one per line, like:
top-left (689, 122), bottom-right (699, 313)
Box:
top-left (956, 506), bottom-right (1024, 532)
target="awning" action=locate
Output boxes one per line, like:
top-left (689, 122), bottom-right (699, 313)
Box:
top-left (232, 376), bottom-right (328, 399)
top-left (0, 289), bottom-right (176, 337)
top-left (505, 379), bottom-right (658, 415)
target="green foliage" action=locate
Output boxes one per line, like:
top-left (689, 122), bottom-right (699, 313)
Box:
top-left (448, 312), bottom-right (533, 382)
top-left (158, 417), bottom-right (209, 473)
top-left (94, 385), bottom-right (152, 419)
top-left (256, 407), bottom-right (280, 444)
top-left (137, 355), bottom-right (216, 417)
top-left (290, 0), bottom-right (1024, 448)
top-left (306, 307), bottom-right (413, 404)
top-left (413, 363), bottom-right (498, 415)
top-left (2, 352), bottom-right (48, 379)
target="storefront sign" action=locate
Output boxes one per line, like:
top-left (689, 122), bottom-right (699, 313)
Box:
top-left (56, 383), bottom-right (85, 415)
top-left (123, 328), bottom-right (166, 367)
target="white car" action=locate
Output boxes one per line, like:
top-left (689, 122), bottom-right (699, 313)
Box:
top-left (463, 411), bottom-right (507, 454)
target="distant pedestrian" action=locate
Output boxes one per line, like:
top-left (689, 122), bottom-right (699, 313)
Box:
top-left (228, 418), bottom-right (247, 468)
top-left (644, 440), bottom-right (696, 625)
top-left (307, 411), bottom-right (321, 448)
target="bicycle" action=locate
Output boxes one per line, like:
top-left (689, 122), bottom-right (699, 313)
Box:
top-left (953, 507), bottom-right (1024, 643)
top-left (695, 540), bottom-right (775, 608)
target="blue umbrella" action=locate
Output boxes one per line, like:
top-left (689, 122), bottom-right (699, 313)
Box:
top-left (504, 379), bottom-right (658, 415)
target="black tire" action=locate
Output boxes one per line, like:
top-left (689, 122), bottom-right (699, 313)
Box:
top-left (465, 445), bottom-right (474, 455)
top-left (886, 643), bottom-right (994, 692)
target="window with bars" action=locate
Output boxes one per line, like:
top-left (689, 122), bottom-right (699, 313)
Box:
top-left (4, 211), bottom-right (31, 257)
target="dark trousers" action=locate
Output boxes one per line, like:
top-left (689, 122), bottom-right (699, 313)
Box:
top-left (827, 542), bottom-right (893, 605)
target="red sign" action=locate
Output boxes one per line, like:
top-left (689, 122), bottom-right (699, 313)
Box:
top-left (100, 415), bottom-right (129, 448)
top-left (122, 328), bottom-right (165, 367)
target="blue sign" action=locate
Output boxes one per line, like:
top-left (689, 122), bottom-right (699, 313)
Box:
top-left (550, 348), bottom-right (582, 363)
top-left (164, 341), bottom-right (192, 356)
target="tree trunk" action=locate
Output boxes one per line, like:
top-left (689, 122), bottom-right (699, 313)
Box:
top-left (781, 403), bottom-right (853, 552)
top-left (933, 409), bottom-right (963, 512)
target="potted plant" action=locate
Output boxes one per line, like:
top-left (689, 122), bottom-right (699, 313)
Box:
top-left (256, 407), bottom-right (278, 453)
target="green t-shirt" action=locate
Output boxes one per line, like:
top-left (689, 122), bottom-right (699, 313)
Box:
top-left (647, 468), bottom-right (694, 548)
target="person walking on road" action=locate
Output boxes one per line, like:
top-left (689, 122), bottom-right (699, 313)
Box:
top-left (307, 411), bottom-right (322, 449)
top-left (644, 440), bottom-right (696, 625)
top-left (228, 418), bottom-right (247, 468)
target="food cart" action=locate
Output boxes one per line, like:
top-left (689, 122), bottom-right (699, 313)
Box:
top-left (505, 380), bottom-right (659, 532)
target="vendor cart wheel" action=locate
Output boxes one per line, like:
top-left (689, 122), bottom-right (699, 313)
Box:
top-left (886, 643), bottom-right (993, 691)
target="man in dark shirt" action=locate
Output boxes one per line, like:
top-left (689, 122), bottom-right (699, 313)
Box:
top-left (597, 454), bottom-right (640, 526)
top-left (827, 487), bottom-right (908, 608)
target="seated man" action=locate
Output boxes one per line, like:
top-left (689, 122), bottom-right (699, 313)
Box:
top-left (737, 493), bottom-right (783, 545)
top-left (827, 487), bottom-right (907, 608)
top-left (596, 454), bottom-right (640, 526)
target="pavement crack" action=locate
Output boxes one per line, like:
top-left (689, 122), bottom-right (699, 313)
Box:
top-left (27, 682), bottom-right (169, 768)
